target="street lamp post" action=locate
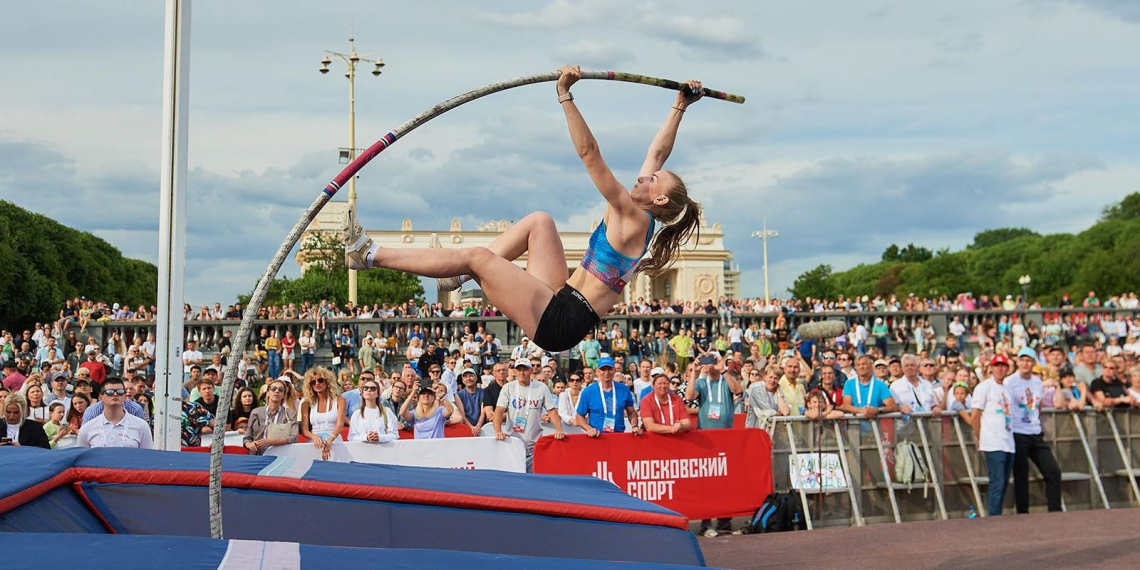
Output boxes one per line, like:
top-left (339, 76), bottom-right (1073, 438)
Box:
top-left (751, 220), bottom-right (779, 306)
top-left (1018, 274), bottom-right (1031, 307)
top-left (321, 24), bottom-right (385, 306)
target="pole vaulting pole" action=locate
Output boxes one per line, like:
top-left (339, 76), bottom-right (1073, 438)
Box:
top-left (155, 0), bottom-right (190, 452)
top-left (208, 69), bottom-right (744, 538)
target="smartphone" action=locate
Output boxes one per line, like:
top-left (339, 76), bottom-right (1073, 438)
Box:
top-left (419, 377), bottom-right (433, 391)
top-left (699, 355), bottom-right (716, 365)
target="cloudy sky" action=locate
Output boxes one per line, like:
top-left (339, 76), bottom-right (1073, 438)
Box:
top-left (1, 0), bottom-right (1137, 306)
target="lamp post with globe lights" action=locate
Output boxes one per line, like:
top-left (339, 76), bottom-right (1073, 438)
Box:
top-left (751, 220), bottom-right (779, 306)
top-left (320, 25), bottom-right (385, 305)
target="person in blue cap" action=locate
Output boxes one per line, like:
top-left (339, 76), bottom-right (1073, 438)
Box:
top-left (574, 356), bottom-right (641, 436)
top-left (1006, 346), bottom-right (1062, 514)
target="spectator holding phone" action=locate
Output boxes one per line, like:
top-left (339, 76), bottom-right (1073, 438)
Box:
top-left (2, 392), bottom-right (51, 449)
top-left (401, 384), bottom-right (453, 440)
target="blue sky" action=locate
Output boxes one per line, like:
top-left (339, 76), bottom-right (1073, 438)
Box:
top-left (1, 0), bottom-right (1137, 306)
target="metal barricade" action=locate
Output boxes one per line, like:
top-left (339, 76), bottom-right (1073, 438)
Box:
top-left (768, 408), bottom-right (1140, 529)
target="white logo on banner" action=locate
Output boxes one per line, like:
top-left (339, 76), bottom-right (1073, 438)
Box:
top-left (589, 453), bottom-right (730, 501)
top-left (592, 460), bottom-right (616, 484)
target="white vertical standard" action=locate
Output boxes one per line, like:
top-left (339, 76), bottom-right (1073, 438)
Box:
top-left (154, 0), bottom-right (191, 452)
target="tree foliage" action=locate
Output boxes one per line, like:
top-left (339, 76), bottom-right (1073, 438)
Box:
top-left (788, 264), bottom-right (834, 299)
top-left (791, 192), bottom-right (1140, 304)
top-left (0, 200), bottom-right (157, 329)
top-left (968, 227), bottom-right (1040, 250)
top-left (881, 243), bottom-right (933, 263)
top-left (237, 231), bottom-right (424, 307)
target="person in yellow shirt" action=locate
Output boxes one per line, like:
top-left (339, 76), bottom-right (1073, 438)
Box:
top-left (778, 357), bottom-right (807, 415)
top-left (669, 330), bottom-right (694, 372)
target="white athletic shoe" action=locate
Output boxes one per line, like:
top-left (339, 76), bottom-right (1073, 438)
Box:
top-left (702, 528), bottom-right (718, 538)
top-left (432, 233), bottom-right (464, 292)
top-left (344, 208), bottom-right (373, 271)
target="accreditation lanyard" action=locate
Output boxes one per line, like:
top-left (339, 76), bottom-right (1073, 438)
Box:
top-left (856, 380), bottom-right (875, 407)
top-left (599, 386), bottom-right (618, 417)
top-left (653, 393), bottom-right (675, 425)
top-left (705, 378), bottom-right (723, 405)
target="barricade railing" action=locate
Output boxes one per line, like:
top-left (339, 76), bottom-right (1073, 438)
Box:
top-left (766, 407), bottom-right (1140, 529)
top-left (56, 306), bottom-right (1136, 359)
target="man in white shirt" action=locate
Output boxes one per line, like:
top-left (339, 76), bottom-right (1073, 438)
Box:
top-left (181, 340), bottom-right (203, 382)
top-left (948, 316), bottom-right (967, 347)
top-left (77, 377), bottom-right (153, 449)
top-left (495, 359), bottom-right (565, 472)
top-left (727, 322), bottom-right (744, 354)
top-left (889, 354), bottom-right (942, 415)
top-left (970, 354), bottom-right (1015, 516)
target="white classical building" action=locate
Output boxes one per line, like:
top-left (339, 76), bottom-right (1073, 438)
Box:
top-left (298, 201), bottom-right (740, 305)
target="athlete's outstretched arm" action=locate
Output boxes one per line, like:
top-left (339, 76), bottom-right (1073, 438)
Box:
top-left (556, 65), bottom-right (635, 215)
top-left (640, 80), bottom-right (702, 177)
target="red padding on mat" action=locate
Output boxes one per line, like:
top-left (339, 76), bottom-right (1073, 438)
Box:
top-left (72, 481), bottom-right (117, 534)
top-left (0, 465), bottom-right (689, 531)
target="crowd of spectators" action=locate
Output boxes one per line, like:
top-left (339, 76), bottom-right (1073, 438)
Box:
top-left (3, 290), bottom-right (1140, 535)
top-left (36, 290), bottom-right (1140, 329)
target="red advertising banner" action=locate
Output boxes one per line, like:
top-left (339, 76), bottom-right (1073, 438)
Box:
top-left (533, 428), bottom-right (773, 521)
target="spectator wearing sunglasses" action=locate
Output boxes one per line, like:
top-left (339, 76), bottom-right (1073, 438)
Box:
top-left (244, 378), bottom-right (299, 455)
top-left (76, 377), bottom-right (152, 449)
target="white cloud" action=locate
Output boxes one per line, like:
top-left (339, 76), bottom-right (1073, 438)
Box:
top-left (638, 4), bottom-right (764, 58)
top-left (2, 0), bottom-right (1139, 307)
top-left (482, 0), bottom-right (619, 30)
top-left (551, 40), bottom-right (636, 69)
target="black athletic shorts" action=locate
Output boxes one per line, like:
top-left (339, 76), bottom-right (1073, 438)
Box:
top-left (532, 284), bottom-right (601, 352)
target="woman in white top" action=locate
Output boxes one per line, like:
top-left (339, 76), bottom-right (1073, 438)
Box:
top-left (300, 367), bottom-right (346, 461)
top-left (405, 337), bottom-right (424, 368)
top-left (558, 372), bottom-right (586, 426)
top-left (348, 378), bottom-right (399, 443)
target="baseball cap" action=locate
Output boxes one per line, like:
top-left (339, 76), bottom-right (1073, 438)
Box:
top-left (875, 317), bottom-right (883, 323)
top-left (460, 367), bottom-right (476, 376)
top-left (873, 359), bottom-right (888, 368)
top-left (513, 359), bottom-right (533, 369)
top-left (944, 349), bottom-right (961, 358)
top-left (1016, 347), bottom-right (1037, 360)
top-left (888, 357), bottom-right (901, 365)
top-left (990, 354), bottom-right (1011, 366)
top-left (597, 356), bottom-right (615, 369)
top-left (650, 367), bottom-right (666, 377)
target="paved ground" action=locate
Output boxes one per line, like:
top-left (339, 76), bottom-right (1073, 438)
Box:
top-left (699, 508), bottom-right (1140, 569)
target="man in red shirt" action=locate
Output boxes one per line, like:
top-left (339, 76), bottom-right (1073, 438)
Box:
top-left (640, 373), bottom-right (692, 434)
top-left (79, 348), bottom-right (109, 393)
top-left (2, 360), bottom-right (26, 391)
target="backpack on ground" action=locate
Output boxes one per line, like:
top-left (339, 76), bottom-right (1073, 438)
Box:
top-left (745, 492), bottom-right (805, 534)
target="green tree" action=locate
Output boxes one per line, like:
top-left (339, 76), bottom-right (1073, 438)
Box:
top-left (881, 243), bottom-right (932, 263)
top-left (1101, 192), bottom-right (1140, 221)
top-left (813, 192), bottom-right (1140, 304)
top-left (788, 264), bottom-right (834, 299)
top-left (968, 228), bottom-right (1040, 250)
top-left (0, 201), bottom-right (157, 329)
top-left (238, 231), bottom-right (423, 307)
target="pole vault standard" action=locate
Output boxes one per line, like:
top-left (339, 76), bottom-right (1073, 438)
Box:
top-left (208, 69), bottom-right (745, 538)
top-left (155, 0), bottom-right (190, 452)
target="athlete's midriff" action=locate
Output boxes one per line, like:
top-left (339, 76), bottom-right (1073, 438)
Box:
top-left (566, 271), bottom-right (623, 319)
